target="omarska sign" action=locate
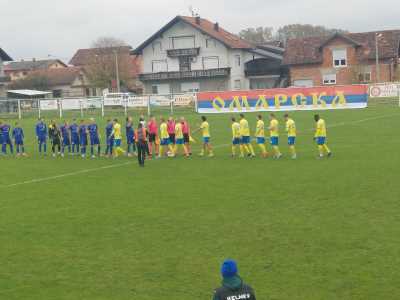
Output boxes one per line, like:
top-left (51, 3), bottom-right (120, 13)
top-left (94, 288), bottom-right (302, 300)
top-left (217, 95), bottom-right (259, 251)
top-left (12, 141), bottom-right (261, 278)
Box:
top-left (197, 85), bottom-right (369, 113)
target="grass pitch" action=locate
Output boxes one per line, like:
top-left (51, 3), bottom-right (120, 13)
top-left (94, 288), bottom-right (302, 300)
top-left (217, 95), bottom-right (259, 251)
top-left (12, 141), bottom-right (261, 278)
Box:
top-left (0, 106), bottom-right (399, 300)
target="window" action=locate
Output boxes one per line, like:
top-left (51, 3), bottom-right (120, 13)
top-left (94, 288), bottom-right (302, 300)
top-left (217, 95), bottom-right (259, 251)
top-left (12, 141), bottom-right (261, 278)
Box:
top-left (181, 82), bottom-right (200, 93)
top-left (234, 80), bottom-right (242, 90)
top-left (92, 88), bottom-right (97, 96)
top-left (179, 56), bottom-right (191, 72)
top-left (293, 79), bottom-right (314, 87)
top-left (171, 36), bottom-right (195, 49)
top-left (206, 38), bottom-right (216, 48)
top-left (53, 89), bottom-right (63, 98)
top-left (358, 72), bottom-right (371, 83)
top-left (332, 49), bottom-right (347, 67)
top-left (323, 74), bottom-right (337, 85)
top-left (152, 60), bottom-right (168, 73)
top-left (202, 56), bottom-right (219, 69)
top-left (235, 55), bottom-right (241, 66)
top-left (152, 42), bottom-right (162, 54)
top-left (151, 84), bottom-right (170, 95)
top-left (151, 85), bottom-right (158, 94)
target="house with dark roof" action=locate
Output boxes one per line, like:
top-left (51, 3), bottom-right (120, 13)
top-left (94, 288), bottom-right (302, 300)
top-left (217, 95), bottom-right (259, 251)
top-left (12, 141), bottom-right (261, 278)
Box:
top-left (132, 15), bottom-right (286, 94)
top-left (283, 30), bottom-right (400, 87)
top-left (0, 48), bottom-right (13, 97)
top-left (4, 58), bottom-right (67, 81)
top-left (10, 67), bottom-right (100, 98)
top-left (69, 46), bottom-right (143, 93)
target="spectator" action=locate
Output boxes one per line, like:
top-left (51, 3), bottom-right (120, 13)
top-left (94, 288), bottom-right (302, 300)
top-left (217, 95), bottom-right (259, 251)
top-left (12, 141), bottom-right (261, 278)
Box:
top-left (213, 259), bottom-right (256, 300)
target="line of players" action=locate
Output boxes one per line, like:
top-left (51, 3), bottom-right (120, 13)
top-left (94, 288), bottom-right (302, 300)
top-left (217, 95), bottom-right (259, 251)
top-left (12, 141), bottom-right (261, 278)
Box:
top-left (0, 113), bottom-right (332, 159)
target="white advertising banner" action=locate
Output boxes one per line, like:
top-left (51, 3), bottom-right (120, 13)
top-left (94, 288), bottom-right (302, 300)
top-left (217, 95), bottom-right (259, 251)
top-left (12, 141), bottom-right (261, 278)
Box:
top-left (61, 99), bottom-right (81, 110)
top-left (173, 94), bottom-right (195, 107)
top-left (369, 84), bottom-right (399, 98)
top-left (40, 100), bottom-right (58, 110)
top-left (150, 95), bottom-right (171, 107)
top-left (127, 96), bottom-right (148, 108)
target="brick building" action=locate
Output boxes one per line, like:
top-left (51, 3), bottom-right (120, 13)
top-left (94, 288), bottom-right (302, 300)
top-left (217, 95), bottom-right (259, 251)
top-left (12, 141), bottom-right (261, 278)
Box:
top-left (283, 31), bottom-right (400, 87)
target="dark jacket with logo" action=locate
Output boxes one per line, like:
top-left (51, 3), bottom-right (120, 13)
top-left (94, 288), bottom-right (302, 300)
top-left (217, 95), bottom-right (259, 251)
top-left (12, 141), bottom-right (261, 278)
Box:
top-left (213, 275), bottom-right (256, 300)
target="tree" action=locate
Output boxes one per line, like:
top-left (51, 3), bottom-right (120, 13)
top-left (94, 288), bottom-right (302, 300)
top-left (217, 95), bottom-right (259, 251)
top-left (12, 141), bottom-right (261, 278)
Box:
top-left (8, 75), bottom-right (49, 91)
top-left (239, 27), bottom-right (274, 44)
top-left (85, 36), bottom-right (133, 91)
top-left (276, 24), bottom-right (348, 44)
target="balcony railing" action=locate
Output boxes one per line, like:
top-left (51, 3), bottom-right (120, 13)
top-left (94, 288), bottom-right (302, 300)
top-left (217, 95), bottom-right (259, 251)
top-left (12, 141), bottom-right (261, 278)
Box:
top-left (167, 48), bottom-right (200, 57)
top-left (139, 68), bottom-right (230, 81)
top-left (245, 69), bottom-right (281, 77)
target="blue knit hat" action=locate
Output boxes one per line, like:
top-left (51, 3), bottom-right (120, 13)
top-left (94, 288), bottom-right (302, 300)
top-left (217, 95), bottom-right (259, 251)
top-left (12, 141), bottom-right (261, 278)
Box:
top-left (221, 259), bottom-right (238, 278)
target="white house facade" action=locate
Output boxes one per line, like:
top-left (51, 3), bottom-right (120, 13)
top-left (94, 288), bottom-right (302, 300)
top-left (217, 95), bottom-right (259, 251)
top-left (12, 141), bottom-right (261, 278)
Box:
top-left (133, 16), bottom-right (285, 94)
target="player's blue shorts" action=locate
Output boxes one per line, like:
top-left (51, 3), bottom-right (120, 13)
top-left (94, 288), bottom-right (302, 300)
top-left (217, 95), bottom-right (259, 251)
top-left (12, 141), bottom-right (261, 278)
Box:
top-left (15, 139), bottom-right (24, 146)
top-left (38, 136), bottom-right (46, 143)
top-left (203, 137), bottom-right (210, 144)
top-left (114, 139), bottom-right (122, 147)
top-left (71, 136), bottom-right (79, 145)
top-left (256, 137), bottom-right (265, 144)
top-left (161, 138), bottom-right (170, 146)
top-left (2, 136), bottom-right (11, 144)
top-left (90, 136), bottom-right (100, 145)
top-left (241, 136), bottom-right (250, 144)
top-left (127, 135), bottom-right (134, 144)
top-left (80, 138), bottom-right (88, 146)
top-left (288, 136), bottom-right (296, 145)
top-left (176, 138), bottom-right (184, 145)
top-left (232, 137), bottom-right (240, 145)
top-left (62, 136), bottom-right (71, 146)
top-left (316, 137), bottom-right (326, 145)
top-left (270, 136), bottom-right (279, 146)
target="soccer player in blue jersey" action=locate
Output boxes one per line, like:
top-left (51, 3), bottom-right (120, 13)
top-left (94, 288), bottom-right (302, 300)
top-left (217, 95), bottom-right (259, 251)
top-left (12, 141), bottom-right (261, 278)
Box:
top-left (35, 118), bottom-right (47, 155)
top-left (69, 119), bottom-right (80, 155)
top-left (88, 118), bottom-right (101, 158)
top-left (126, 116), bottom-right (136, 157)
top-left (0, 122), bottom-right (3, 152)
top-left (1, 121), bottom-right (13, 155)
top-left (79, 120), bottom-right (88, 158)
top-left (12, 122), bottom-right (26, 156)
top-left (60, 121), bottom-right (71, 157)
top-left (105, 119), bottom-right (114, 158)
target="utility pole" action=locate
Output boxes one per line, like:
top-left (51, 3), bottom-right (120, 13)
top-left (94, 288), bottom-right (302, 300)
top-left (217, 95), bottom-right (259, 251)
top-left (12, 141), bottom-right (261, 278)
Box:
top-left (375, 33), bottom-right (382, 83)
top-left (114, 49), bottom-right (121, 93)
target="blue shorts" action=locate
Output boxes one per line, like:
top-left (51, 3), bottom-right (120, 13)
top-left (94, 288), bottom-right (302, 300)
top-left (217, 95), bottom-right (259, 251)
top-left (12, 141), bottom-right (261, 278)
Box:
top-left (71, 136), bottom-right (79, 145)
top-left (90, 136), bottom-right (100, 145)
top-left (270, 137), bottom-right (279, 146)
top-left (203, 137), bottom-right (210, 144)
top-left (2, 137), bottom-right (11, 144)
top-left (288, 137), bottom-right (296, 145)
top-left (62, 136), bottom-right (71, 146)
top-left (232, 137), bottom-right (240, 145)
top-left (114, 139), bottom-right (122, 147)
top-left (316, 137), bottom-right (326, 145)
top-left (161, 138), bottom-right (170, 146)
top-left (256, 137), bottom-right (265, 144)
top-left (176, 138), bottom-right (184, 145)
top-left (241, 136), bottom-right (250, 144)
top-left (15, 139), bottom-right (24, 146)
top-left (127, 135), bottom-right (134, 144)
top-left (38, 136), bottom-right (46, 143)
top-left (80, 139), bottom-right (88, 146)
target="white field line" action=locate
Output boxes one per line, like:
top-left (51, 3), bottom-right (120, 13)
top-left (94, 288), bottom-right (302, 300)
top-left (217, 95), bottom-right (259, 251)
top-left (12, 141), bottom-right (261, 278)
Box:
top-left (0, 162), bottom-right (131, 189)
top-left (1, 112), bottom-right (397, 189)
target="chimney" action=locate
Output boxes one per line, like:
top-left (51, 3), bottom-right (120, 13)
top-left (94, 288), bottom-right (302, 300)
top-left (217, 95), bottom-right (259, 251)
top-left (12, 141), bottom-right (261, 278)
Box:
top-left (195, 16), bottom-right (201, 25)
top-left (214, 22), bottom-right (219, 31)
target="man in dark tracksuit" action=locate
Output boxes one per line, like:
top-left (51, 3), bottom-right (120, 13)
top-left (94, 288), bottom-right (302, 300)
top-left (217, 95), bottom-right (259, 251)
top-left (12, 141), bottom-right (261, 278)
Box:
top-left (49, 121), bottom-right (62, 157)
top-left (213, 260), bottom-right (256, 300)
top-left (135, 123), bottom-right (147, 167)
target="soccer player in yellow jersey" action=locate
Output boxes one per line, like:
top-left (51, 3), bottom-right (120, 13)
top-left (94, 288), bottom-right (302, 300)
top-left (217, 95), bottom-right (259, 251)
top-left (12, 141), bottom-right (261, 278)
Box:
top-left (239, 114), bottom-right (255, 158)
top-left (174, 120), bottom-right (189, 157)
top-left (231, 117), bottom-right (241, 157)
top-left (111, 119), bottom-right (126, 157)
top-left (159, 117), bottom-right (174, 158)
top-left (314, 114), bottom-right (332, 158)
top-left (284, 114), bottom-right (297, 159)
top-left (195, 116), bottom-right (214, 157)
top-left (255, 115), bottom-right (268, 158)
top-left (268, 113), bottom-right (282, 159)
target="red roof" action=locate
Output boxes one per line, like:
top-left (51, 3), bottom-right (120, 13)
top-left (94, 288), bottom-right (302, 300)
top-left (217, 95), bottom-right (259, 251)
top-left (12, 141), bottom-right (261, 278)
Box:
top-left (29, 67), bottom-right (83, 86)
top-left (283, 30), bottom-right (400, 65)
top-left (133, 16), bottom-right (254, 54)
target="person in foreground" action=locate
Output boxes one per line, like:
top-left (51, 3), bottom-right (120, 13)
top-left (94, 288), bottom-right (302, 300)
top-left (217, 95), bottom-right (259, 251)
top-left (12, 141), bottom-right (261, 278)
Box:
top-left (213, 259), bottom-right (256, 300)
top-left (314, 114), bottom-right (332, 159)
top-left (135, 122), bottom-right (147, 167)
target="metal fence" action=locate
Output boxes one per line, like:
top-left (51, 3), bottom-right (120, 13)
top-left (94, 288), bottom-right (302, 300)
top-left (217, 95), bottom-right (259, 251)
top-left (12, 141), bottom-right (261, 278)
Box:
top-left (0, 93), bottom-right (197, 120)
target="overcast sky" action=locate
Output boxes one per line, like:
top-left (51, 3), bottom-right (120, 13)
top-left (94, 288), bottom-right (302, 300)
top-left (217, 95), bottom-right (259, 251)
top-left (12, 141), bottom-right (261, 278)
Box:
top-left (1, 0), bottom-right (399, 62)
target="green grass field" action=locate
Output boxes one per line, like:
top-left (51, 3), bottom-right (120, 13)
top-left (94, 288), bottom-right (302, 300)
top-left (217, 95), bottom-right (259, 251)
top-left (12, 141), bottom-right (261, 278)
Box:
top-left (0, 105), bottom-right (399, 300)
